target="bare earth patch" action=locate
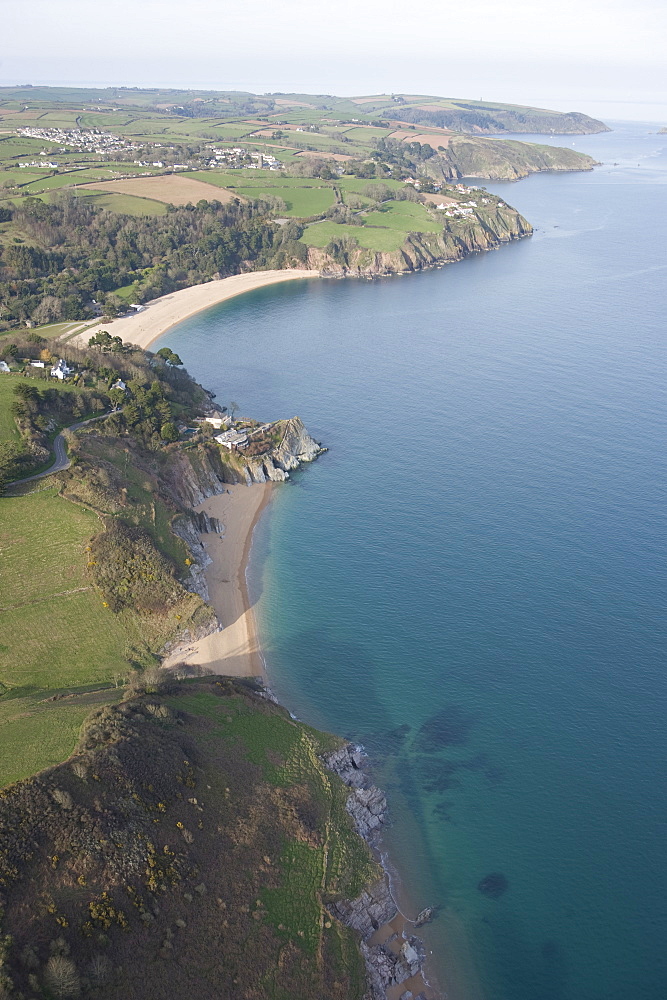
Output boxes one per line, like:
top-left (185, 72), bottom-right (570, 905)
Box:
top-left (78, 174), bottom-right (239, 206)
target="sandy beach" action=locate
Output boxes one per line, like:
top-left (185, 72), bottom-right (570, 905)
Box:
top-left (72, 269), bottom-right (320, 351)
top-left (163, 483), bottom-right (272, 678)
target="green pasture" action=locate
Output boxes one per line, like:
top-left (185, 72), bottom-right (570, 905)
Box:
top-left (0, 375), bottom-right (21, 440)
top-left (301, 220), bottom-right (407, 252)
top-left (302, 198), bottom-right (443, 252)
top-left (363, 199), bottom-right (442, 232)
top-left (0, 136), bottom-right (60, 160)
top-left (0, 488), bottom-right (134, 693)
top-left (0, 686), bottom-right (118, 787)
top-left (237, 184), bottom-right (334, 216)
top-left (76, 190), bottom-right (168, 216)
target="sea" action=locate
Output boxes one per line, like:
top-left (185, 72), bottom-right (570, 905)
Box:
top-left (157, 121), bottom-right (667, 1000)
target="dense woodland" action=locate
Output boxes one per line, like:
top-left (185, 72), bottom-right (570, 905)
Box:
top-left (0, 195), bottom-right (308, 327)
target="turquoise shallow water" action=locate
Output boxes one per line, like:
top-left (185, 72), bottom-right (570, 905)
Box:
top-left (159, 122), bottom-right (667, 1000)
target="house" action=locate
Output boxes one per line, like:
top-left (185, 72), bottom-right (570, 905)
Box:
top-left (199, 415), bottom-right (230, 431)
top-left (0, 361), bottom-right (10, 373)
top-left (50, 358), bottom-right (73, 380)
top-left (30, 360), bottom-right (45, 368)
top-left (215, 430), bottom-right (248, 450)
top-left (111, 379), bottom-right (126, 391)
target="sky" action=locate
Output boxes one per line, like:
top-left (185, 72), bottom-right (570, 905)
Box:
top-left (3, 0), bottom-right (666, 123)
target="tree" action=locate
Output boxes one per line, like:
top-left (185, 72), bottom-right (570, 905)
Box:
top-left (160, 421), bottom-right (179, 442)
top-left (156, 347), bottom-right (183, 366)
top-left (108, 388), bottom-right (126, 409)
top-left (229, 400), bottom-right (239, 421)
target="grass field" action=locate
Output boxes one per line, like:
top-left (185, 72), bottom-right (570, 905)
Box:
top-left (75, 190), bottom-right (168, 216)
top-left (0, 487), bottom-right (135, 692)
top-left (0, 375), bottom-right (21, 440)
top-left (302, 198), bottom-right (443, 252)
top-left (0, 686), bottom-right (118, 786)
top-left (236, 183), bottom-right (335, 216)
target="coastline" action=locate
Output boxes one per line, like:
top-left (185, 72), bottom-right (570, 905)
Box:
top-left (163, 482), bottom-right (272, 678)
top-left (71, 269), bottom-right (320, 351)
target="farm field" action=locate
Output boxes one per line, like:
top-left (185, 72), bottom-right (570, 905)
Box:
top-left (78, 173), bottom-right (238, 205)
top-left (0, 686), bottom-right (118, 786)
top-left (187, 169), bottom-right (338, 215)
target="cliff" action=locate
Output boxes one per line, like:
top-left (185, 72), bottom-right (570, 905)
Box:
top-left (426, 135), bottom-right (598, 181)
top-left (308, 203), bottom-right (532, 277)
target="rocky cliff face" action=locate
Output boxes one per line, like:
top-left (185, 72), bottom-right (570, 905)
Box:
top-left (308, 204), bottom-right (532, 278)
top-left (241, 417), bottom-right (325, 484)
top-left (427, 135), bottom-right (598, 181)
top-left (325, 745), bottom-right (436, 1000)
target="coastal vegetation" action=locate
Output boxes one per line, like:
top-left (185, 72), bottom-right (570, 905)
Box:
top-left (0, 676), bottom-right (380, 999)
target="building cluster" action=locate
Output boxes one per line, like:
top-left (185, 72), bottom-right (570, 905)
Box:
top-left (207, 148), bottom-right (283, 170)
top-left (19, 127), bottom-right (139, 155)
top-left (25, 358), bottom-right (75, 380)
top-left (19, 160), bottom-right (59, 169)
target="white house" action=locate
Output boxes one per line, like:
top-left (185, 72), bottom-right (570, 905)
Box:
top-left (0, 361), bottom-right (10, 373)
top-left (215, 430), bottom-right (248, 450)
top-left (30, 360), bottom-right (45, 368)
top-left (197, 415), bottom-right (231, 431)
top-left (50, 359), bottom-right (73, 380)
top-left (111, 378), bottom-right (127, 391)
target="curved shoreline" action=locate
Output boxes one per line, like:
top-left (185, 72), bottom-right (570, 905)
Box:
top-left (71, 269), bottom-right (321, 351)
top-left (162, 482), bottom-right (273, 678)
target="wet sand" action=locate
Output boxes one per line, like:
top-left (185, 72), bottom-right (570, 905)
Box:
top-left (162, 483), bottom-right (272, 677)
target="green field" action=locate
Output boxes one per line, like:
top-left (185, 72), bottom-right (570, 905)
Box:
top-left (0, 488), bottom-right (135, 692)
top-left (75, 190), bottom-right (169, 216)
top-left (302, 198), bottom-right (443, 252)
top-left (0, 686), bottom-right (118, 786)
top-left (0, 375), bottom-right (21, 440)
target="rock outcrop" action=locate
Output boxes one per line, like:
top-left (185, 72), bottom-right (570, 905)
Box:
top-left (325, 745), bottom-right (437, 999)
top-left (237, 417), bottom-right (325, 484)
top-left (171, 512), bottom-right (223, 601)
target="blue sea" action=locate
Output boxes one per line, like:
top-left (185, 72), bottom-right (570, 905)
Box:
top-left (158, 122), bottom-right (667, 1000)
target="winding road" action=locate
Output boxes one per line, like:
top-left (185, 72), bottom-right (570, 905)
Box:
top-left (6, 413), bottom-right (110, 489)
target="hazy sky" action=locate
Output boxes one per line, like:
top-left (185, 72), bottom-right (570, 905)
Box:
top-left (4, 0), bottom-right (666, 122)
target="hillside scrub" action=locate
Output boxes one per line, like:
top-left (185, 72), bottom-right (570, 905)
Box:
top-left (0, 679), bottom-right (378, 1000)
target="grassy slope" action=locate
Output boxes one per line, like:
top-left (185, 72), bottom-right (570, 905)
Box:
top-left (0, 487), bottom-right (135, 691)
top-left (0, 679), bottom-right (379, 1000)
top-left (0, 375), bottom-right (21, 440)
